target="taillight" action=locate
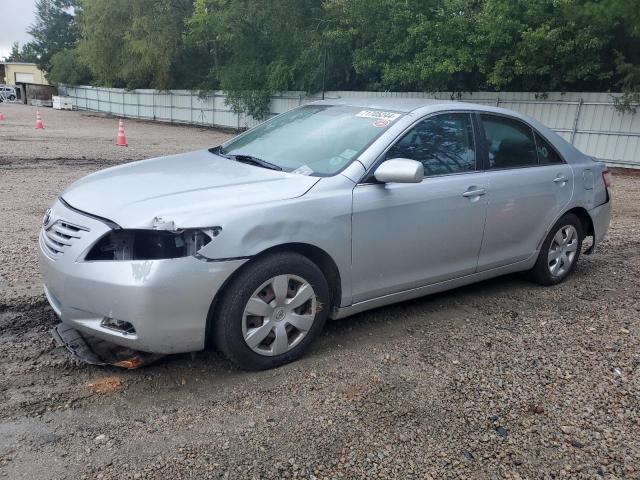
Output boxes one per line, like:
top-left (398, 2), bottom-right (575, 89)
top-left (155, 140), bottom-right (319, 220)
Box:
top-left (602, 170), bottom-right (613, 189)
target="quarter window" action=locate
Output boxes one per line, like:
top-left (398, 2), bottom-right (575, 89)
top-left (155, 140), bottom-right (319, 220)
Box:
top-left (535, 132), bottom-right (563, 164)
top-left (481, 115), bottom-right (538, 169)
top-left (385, 113), bottom-right (476, 176)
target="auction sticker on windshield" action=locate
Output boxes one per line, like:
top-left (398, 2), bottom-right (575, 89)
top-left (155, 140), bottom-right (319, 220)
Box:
top-left (356, 110), bottom-right (402, 122)
top-left (292, 165), bottom-right (314, 175)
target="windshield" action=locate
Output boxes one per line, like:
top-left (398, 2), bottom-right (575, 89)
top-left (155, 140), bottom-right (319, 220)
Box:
top-left (218, 105), bottom-right (404, 176)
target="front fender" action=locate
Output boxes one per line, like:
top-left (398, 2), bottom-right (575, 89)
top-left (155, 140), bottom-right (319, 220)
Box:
top-left (196, 176), bottom-right (355, 307)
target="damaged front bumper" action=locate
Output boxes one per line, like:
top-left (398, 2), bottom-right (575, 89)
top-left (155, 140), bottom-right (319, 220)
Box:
top-left (39, 198), bottom-right (247, 355)
top-left (52, 322), bottom-right (164, 368)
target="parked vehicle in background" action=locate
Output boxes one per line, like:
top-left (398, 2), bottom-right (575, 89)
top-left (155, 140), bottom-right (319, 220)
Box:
top-left (39, 99), bottom-right (612, 370)
top-left (0, 85), bottom-right (17, 101)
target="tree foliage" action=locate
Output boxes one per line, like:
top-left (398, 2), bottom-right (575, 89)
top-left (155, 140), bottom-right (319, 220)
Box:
top-left (3, 42), bottom-right (40, 63)
top-left (186, 0), bottom-right (328, 118)
top-left (27, 0), bottom-right (80, 72)
top-left (324, 0), bottom-right (637, 93)
top-left (36, 0), bottom-right (640, 117)
top-left (76, 0), bottom-right (193, 89)
top-left (46, 48), bottom-right (91, 85)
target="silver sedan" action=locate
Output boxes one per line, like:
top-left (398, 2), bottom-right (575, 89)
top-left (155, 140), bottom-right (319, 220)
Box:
top-left (39, 98), bottom-right (612, 370)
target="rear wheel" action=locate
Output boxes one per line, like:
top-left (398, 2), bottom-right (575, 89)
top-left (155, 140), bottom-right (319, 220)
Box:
top-left (214, 252), bottom-right (329, 370)
top-left (8, 94), bottom-right (16, 101)
top-left (528, 213), bottom-right (584, 286)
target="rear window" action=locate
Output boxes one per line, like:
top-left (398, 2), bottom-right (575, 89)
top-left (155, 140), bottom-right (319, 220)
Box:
top-left (535, 132), bottom-right (564, 164)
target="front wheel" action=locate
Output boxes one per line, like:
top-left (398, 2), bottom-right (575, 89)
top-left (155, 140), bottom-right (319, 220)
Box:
top-left (528, 213), bottom-right (584, 286)
top-left (8, 95), bottom-right (16, 101)
top-left (213, 252), bottom-right (330, 370)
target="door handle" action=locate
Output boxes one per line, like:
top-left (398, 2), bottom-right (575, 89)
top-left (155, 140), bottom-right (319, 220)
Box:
top-left (462, 188), bottom-right (487, 197)
top-left (553, 175), bottom-right (568, 183)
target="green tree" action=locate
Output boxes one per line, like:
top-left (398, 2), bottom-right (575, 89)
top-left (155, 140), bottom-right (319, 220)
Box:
top-left (40, 0), bottom-right (640, 116)
top-left (582, 0), bottom-right (640, 111)
top-left (4, 42), bottom-right (39, 63)
top-left (614, 54), bottom-right (640, 113)
top-left (27, 0), bottom-right (80, 72)
top-left (46, 48), bottom-right (91, 85)
top-left (186, 0), bottom-right (329, 119)
top-left (325, 0), bottom-right (634, 93)
top-left (324, 0), bottom-right (476, 91)
top-left (78, 0), bottom-right (193, 89)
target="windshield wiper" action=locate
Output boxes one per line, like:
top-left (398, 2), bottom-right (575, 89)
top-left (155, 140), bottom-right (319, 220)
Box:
top-left (231, 154), bottom-right (282, 171)
top-left (209, 146), bottom-right (282, 171)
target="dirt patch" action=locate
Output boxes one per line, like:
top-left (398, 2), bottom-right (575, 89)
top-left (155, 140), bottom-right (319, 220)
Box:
top-left (87, 377), bottom-right (124, 395)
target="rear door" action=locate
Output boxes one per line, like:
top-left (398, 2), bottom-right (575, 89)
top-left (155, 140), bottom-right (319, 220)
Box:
top-left (476, 114), bottom-right (573, 271)
top-left (351, 112), bottom-right (488, 302)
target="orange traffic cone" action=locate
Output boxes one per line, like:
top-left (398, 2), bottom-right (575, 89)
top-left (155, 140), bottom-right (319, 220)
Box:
top-left (116, 119), bottom-right (128, 146)
top-left (35, 110), bottom-right (44, 129)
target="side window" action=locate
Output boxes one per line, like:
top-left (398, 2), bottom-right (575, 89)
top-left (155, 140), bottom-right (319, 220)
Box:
top-left (534, 132), bottom-right (563, 165)
top-left (481, 114), bottom-right (538, 169)
top-left (385, 113), bottom-right (476, 176)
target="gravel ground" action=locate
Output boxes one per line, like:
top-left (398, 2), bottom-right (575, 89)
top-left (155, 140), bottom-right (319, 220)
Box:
top-left (1, 103), bottom-right (639, 479)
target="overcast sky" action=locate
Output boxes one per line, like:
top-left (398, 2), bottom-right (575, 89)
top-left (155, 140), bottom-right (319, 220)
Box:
top-left (0, 0), bottom-right (37, 60)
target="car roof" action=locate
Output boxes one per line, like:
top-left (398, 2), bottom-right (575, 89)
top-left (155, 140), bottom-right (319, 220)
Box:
top-left (311, 97), bottom-right (455, 113)
top-left (309, 96), bottom-right (537, 119)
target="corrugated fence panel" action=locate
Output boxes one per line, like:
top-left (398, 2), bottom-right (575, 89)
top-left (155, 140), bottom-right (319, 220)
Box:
top-left (137, 90), bottom-right (154, 120)
top-left (58, 86), bottom-right (639, 168)
top-left (123, 91), bottom-right (138, 118)
top-left (178, 91), bottom-right (196, 123)
top-left (191, 94), bottom-right (214, 125)
top-left (556, 131), bottom-right (573, 143)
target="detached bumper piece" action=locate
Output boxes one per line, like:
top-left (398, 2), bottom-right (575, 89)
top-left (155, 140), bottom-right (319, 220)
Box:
top-left (52, 323), bottom-right (164, 369)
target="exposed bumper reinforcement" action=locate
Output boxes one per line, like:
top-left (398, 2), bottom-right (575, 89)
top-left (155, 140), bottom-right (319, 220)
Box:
top-left (52, 323), bottom-right (164, 369)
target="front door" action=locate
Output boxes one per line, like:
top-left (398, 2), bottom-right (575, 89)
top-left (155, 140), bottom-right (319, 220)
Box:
top-left (351, 112), bottom-right (489, 303)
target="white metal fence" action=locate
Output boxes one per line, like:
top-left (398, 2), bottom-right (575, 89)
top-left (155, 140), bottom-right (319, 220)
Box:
top-left (59, 86), bottom-right (640, 168)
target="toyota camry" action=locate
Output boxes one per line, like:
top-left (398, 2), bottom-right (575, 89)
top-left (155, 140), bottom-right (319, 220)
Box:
top-left (39, 98), bottom-right (612, 370)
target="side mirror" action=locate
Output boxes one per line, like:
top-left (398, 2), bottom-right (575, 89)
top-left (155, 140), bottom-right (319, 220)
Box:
top-left (374, 158), bottom-right (424, 184)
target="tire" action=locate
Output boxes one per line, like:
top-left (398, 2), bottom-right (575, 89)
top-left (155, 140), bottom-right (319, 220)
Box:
top-left (213, 252), bottom-right (330, 370)
top-left (528, 213), bottom-right (584, 286)
top-left (8, 95), bottom-right (16, 101)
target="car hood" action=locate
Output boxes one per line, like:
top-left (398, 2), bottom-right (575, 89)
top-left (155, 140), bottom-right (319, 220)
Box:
top-left (61, 149), bottom-right (320, 228)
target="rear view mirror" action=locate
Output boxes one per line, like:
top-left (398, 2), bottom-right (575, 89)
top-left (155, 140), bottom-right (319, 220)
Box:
top-left (374, 158), bottom-right (424, 183)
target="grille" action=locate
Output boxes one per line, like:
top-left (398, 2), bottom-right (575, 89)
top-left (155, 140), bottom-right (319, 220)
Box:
top-left (41, 220), bottom-right (88, 258)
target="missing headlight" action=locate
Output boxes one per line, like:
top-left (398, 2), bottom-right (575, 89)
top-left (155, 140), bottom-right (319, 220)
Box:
top-left (85, 229), bottom-right (216, 261)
